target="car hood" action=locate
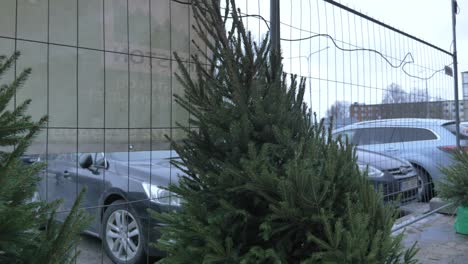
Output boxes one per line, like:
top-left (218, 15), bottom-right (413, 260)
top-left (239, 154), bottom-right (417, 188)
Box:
top-left (112, 158), bottom-right (184, 186)
top-left (356, 149), bottom-right (410, 171)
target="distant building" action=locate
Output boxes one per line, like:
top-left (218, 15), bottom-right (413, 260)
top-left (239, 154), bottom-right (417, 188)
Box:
top-left (322, 117), bottom-right (358, 129)
top-left (350, 100), bottom-right (466, 122)
top-left (463, 71), bottom-right (468, 100)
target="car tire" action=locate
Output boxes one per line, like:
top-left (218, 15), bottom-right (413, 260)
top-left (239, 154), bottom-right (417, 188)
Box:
top-left (102, 200), bottom-right (146, 264)
top-left (414, 166), bottom-right (433, 202)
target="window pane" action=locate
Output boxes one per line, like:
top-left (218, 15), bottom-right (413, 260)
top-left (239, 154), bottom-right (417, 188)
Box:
top-left (17, 0), bottom-right (48, 41)
top-left (16, 41), bottom-right (47, 122)
top-left (397, 128), bottom-right (437, 142)
top-left (79, 0), bottom-right (104, 49)
top-left (78, 49), bottom-right (104, 128)
top-left (49, 45), bottom-right (77, 127)
top-left (356, 128), bottom-right (396, 145)
top-left (50, 0), bottom-right (77, 45)
top-left (104, 0), bottom-right (128, 53)
top-left (105, 52), bottom-right (129, 128)
top-left (0, 0), bottom-right (16, 37)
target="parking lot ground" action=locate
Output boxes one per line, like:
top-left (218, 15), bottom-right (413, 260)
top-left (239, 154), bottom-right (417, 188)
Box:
top-left (76, 235), bottom-right (161, 264)
top-left (76, 235), bottom-right (112, 264)
top-left (398, 213), bottom-right (468, 264)
top-left (76, 202), bottom-right (465, 264)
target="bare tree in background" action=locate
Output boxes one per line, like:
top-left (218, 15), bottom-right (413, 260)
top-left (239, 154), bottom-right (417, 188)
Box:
top-left (382, 83), bottom-right (430, 104)
top-left (326, 101), bottom-right (351, 120)
top-left (408, 88), bottom-right (428, 102)
top-left (382, 83), bottom-right (408, 104)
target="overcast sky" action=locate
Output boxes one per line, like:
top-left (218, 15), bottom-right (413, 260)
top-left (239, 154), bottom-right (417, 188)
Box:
top-left (345, 0), bottom-right (467, 75)
top-left (234, 0), bottom-right (467, 118)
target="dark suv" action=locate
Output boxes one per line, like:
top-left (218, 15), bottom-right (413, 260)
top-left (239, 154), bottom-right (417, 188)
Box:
top-left (34, 150), bottom-right (181, 264)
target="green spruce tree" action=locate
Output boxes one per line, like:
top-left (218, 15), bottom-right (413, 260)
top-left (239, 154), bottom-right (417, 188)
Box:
top-left (153, 0), bottom-right (418, 262)
top-left (437, 151), bottom-right (468, 207)
top-left (0, 52), bottom-right (90, 264)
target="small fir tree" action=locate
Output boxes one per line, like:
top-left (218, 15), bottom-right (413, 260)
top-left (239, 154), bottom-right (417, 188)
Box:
top-left (437, 151), bottom-right (468, 207)
top-left (153, 0), bottom-right (418, 263)
top-left (0, 52), bottom-right (90, 264)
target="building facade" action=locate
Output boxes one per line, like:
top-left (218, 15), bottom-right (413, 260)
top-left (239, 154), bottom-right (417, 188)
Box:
top-left (0, 0), bottom-right (204, 154)
top-left (350, 100), bottom-right (466, 122)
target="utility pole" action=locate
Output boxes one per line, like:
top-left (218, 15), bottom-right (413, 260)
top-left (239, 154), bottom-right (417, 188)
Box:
top-left (270, 0), bottom-right (280, 53)
top-left (451, 0), bottom-right (461, 149)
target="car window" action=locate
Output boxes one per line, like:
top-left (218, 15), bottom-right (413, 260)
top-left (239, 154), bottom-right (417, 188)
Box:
top-left (443, 122), bottom-right (468, 140)
top-left (393, 128), bottom-right (437, 142)
top-left (355, 127), bottom-right (397, 145)
top-left (333, 130), bottom-right (357, 144)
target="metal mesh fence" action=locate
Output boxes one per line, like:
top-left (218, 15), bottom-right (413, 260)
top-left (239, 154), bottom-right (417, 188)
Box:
top-left (0, 0), bottom-right (460, 263)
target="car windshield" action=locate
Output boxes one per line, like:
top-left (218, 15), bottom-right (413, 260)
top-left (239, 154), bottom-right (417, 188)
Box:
top-left (443, 122), bottom-right (468, 140)
top-left (107, 150), bottom-right (178, 161)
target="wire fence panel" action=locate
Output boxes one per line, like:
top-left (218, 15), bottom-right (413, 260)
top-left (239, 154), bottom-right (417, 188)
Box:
top-left (279, 0), bottom-right (456, 227)
top-left (238, 0), bottom-right (457, 227)
top-left (0, 0), bottom-right (460, 263)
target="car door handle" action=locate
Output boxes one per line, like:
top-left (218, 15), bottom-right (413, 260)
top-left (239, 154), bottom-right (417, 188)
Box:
top-left (385, 147), bottom-right (398, 152)
top-left (63, 170), bottom-right (71, 179)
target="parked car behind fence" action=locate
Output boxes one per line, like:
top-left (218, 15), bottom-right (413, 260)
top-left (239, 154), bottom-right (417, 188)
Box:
top-left (24, 146), bottom-right (418, 263)
top-left (333, 118), bottom-right (468, 202)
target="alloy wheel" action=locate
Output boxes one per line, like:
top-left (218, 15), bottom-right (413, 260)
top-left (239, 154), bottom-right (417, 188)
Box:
top-left (105, 209), bottom-right (141, 262)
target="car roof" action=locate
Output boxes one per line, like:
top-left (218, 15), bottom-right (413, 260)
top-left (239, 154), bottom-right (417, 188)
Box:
top-left (334, 118), bottom-right (454, 131)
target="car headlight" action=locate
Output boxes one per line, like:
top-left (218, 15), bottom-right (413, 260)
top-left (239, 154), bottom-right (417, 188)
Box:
top-left (358, 164), bottom-right (384, 178)
top-left (142, 183), bottom-right (181, 206)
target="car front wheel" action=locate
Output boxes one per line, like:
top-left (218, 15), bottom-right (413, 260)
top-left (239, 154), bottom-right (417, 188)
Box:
top-left (102, 200), bottom-right (145, 264)
top-left (414, 167), bottom-right (433, 202)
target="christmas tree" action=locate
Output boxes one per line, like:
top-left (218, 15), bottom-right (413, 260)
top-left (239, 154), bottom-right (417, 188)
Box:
top-left (0, 52), bottom-right (90, 264)
top-left (153, 0), bottom-right (418, 262)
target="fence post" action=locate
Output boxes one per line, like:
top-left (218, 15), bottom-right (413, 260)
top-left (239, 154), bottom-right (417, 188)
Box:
top-left (452, 0), bottom-right (461, 149)
top-left (270, 0), bottom-right (280, 53)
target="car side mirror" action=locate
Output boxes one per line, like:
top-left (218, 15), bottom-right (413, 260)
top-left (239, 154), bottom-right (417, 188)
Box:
top-left (95, 158), bottom-right (109, 170)
top-left (79, 154), bottom-right (93, 169)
